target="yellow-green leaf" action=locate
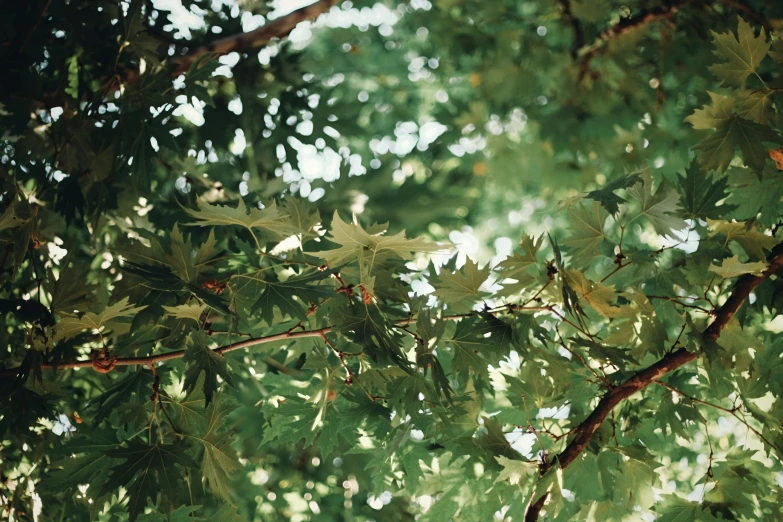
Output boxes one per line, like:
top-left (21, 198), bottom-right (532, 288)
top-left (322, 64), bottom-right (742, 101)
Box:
top-left (162, 303), bottom-right (207, 322)
top-left (709, 17), bottom-right (770, 87)
top-left (685, 91), bottom-right (735, 130)
top-left (707, 219), bottom-right (779, 259)
top-left (708, 255), bottom-right (767, 278)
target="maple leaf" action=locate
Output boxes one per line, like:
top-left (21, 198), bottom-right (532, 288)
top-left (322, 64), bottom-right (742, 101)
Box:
top-left (56, 297), bottom-right (147, 341)
top-left (432, 258), bottom-right (491, 307)
top-left (162, 303), bottom-right (207, 322)
top-left (708, 255), bottom-right (767, 278)
top-left (497, 234), bottom-right (543, 295)
top-left (331, 302), bottom-right (410, 370)
top-left (562, 201), bottom-right (609, 265)
top-left (101, 442), bottom-right (198, 522)
top-left (253, 268), bottom-right (336, 325)
top-left (318, 397), bottom-right (391, 457)
top-left (498, 234), bottom-right (542, 279)
top-left (735, 89), bottom-right (774, 124)
top-left (183, 331), bottom-right (233, 405)
top-left (725, 166), bottom-right (783, 226)
top-left (45, 260), bottom-right (95, 314)
top-left (585, 171), bottom-right (643, 214)
top-left (707, 219), bottom-right (779, 259)
top-left (317, 212), bottom-right (440, 268)
top-left (204, 504), bottom-right (247, 522)
top-left (678, 162), bottom-right (735, 219)
top-left (627, 176), bottom-right (687, 237)
top-left (709, 17), bottom-right (770, 87)
top-left (654, 495), bottom-right (719, 522)
top-left (447, 313), bottom-right (518, 386)
top-left (183, 54), bottom-right (220, 106)
top-left (279, 197), bottom-right (321, 244)
top-left (564, 270), bottom-right (621, 318)
top-left (121, 262), bottom-right (234, 317)
top-left (693, 116), bottom-right (781, 173)
top-left (684, 91), bottom-right (735, 129)
top-left (162, 225), bottom-right (216, 283)
top-left (194, 394), bottom-right (240, 502)
top-left (184, 198), bottom-right (295, 240)
top-left (262, 395), bottom-right (320, 447)
top-left (494, 456), bottom-right (537, 486)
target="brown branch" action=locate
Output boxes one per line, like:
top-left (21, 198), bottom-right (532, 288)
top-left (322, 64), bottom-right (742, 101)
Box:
top-left (558, 0), bottom-right (585, 59)
top-left (524, 243), bottom-right (783, 520)
top-left (0, 328), bottom-right (330, 375)
top-left (1, 308), bottom-right (500, 377)
top-left (577, 0), bottom-right (697, 81)
top-left (173, 0), bottom-right (340, 74)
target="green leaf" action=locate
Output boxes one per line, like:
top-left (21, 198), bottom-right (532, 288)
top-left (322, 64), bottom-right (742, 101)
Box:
top-left (693, 116), bottom-right (781, 173)
top-left (708, 255), bottom-right (767, 278)
top-left (196, 394), bottom-right (240, 502)
top-left (562, 201), bottom-right (609, 264)
top-left (678, 162), bottom-right (735, 219)
top-left (121, 262), bottom-right (234, 317)
top-left (627, 176), bottom-right (687, 237)
top-left (184, 54), bottom-right (220, 106)
top-left (564, 270), bottom-right (620, 317)
top-left (318, 212), bottom-right (440, 269)
top-left (184, 199), bottom-right (294, 240)
top-left (736, 89), bottom-right (774, 124)
top-left (585, 171), bottom-right (643, 214)
top-left (46, 260), bottom-right (95, 314)
top-left (204, 504), bottom-right (248, 522)
top-left (253, 269), bottom-right (335, 325)
top-left (707, 219), bottom-right (779, 259)
top-left (494, 456), bottom-right (537, 486)
top-left (183, 331), bottom-right (233, 405)
top-left (432, 258), bottom-right (491, 307)
top-left (654, 495), bottom-right (719, 521)
top-left (65, 53), bottom-right (79, 98)
top-left (331, 302), bottom-right (410, 369)
top-left (685, 91), bottom-right (735, 129)
top-left (101, 442), bottom-right (198, 522)
top-left (262, 395), bottom-right (320, 447)
top-left (709, 17), bottom-right (770, 87)
top-left (447, 313), bottom-right (518, 385)
top-left (162, 303), bottom-right (206, 322)
top-left (55, 297), bottom-right (147, 341)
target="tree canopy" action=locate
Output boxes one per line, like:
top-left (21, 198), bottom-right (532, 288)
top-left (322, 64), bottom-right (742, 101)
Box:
top-left (3, 0), bottom-right (783, 521)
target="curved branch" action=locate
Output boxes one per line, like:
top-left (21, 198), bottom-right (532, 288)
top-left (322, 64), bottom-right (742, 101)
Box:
top-left (525, 243), bottom-right (783, 520)
top-left (173, 0), bottom-right (340, 74)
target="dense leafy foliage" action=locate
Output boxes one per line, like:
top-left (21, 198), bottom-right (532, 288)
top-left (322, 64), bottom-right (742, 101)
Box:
top-left (3, 0), bottom-right (783, 521)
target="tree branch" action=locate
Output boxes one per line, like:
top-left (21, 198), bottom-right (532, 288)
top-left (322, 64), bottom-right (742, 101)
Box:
top-left (524, 243), bottom-right (783, 520)
top-left (173, 0), bottom-right (340, 74)
top-left (558, 0), bottom-right (585, 59)
top-left (0, 306), bottom-right (520, 377)
top-left (578, 0), bottom-right (696, 75)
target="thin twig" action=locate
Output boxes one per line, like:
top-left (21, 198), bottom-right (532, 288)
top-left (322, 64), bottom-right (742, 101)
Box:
top-left (646, 294), bottom-right (714, 314)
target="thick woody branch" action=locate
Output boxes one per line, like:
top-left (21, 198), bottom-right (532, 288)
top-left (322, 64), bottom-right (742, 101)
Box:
top-left (173, 0), bottom-right (340, 74)
top-left (524, 243), bottom-right (783, 521)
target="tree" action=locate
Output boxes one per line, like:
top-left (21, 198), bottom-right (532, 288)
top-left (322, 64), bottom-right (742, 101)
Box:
top-left (2, 0), bottom-right (783, 520)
